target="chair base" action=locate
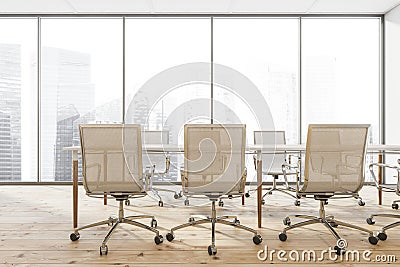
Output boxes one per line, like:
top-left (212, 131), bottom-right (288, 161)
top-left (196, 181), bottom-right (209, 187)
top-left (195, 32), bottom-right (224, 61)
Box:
top-left (280, 200), bottom-right (378, 254)
top-left (367, 213), bottom-right (400, 240)
top-left (166, 200), bottom-right (262, 256)
top-left (246, 175), bottom-right (298, 205)
top-left (70, 198), bottom-right (163, 255)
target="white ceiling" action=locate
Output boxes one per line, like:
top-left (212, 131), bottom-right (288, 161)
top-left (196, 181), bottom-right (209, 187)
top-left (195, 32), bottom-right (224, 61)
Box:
top-left (0, 0), bottom-right (399, 14)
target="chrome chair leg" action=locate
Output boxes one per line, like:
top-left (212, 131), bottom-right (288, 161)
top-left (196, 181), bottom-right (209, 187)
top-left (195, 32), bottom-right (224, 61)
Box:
top-left (167, 200), bottom-right (262, 255)
top-left (280, 200), bottom-right (379, 251)
top-left (70, 199), bottom-right (163, 255)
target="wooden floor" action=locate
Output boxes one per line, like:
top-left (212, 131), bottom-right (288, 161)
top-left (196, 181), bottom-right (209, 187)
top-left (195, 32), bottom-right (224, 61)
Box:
top-left (0, 185), bottom-right (399, 266)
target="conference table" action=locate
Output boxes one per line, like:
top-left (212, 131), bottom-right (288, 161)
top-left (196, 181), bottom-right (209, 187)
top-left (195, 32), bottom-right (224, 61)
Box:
top-left (65, 144), bottom-right (400, 229)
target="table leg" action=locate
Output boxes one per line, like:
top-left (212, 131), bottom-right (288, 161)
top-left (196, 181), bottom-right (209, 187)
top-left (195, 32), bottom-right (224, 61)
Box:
top-left (72, 158), bottom-right (78, 229)
top-left (378, 154), bottom-right (383, 205)
top-left (242, 195), bottom-right (245, 205)
top-left (257, 153), bottom-right (262, 228)
top-left (104, 194), bottom-right (107, 205)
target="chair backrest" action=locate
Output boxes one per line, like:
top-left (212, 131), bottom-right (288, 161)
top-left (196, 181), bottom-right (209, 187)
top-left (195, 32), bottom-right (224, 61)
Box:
top-left (254, 131), bottom-right (286, 173)
top-left (301, 124), bottom-right (369, 194)
top-left (142, 130), bottom-right (169, 173)
top-left (79, 124), bottom-right (144, 195)
top-left (182, 124), bottom-right (246, 197)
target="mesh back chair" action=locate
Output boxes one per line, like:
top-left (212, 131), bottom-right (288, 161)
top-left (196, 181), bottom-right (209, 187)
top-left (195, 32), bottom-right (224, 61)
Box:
top-left (366, 159), bottom-right (400, 241)
top-left (165, 124), bottom-right (262, 256)
top-left (142, 130), bottom-right (175, 207)
top-left (278, 124), bottom-right (378, 255)
top-left (246, 131), bottom-right (299, 206)
top-left (70, 124), bottom-right (163, 256)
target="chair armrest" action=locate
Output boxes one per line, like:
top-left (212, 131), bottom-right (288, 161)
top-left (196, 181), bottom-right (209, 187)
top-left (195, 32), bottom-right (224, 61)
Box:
top-left (369, 162), bottom-right (400, 191)
top-left (180, 167), bottom-right (188, 191)
top-left (287, 154), bottom-right (301, 166)
top-left (153, 156), bottom-right (171, 176)
top-left (282, 162), bottom-right (300, 193)
top-left (144, 166), bottom-right (153, 190)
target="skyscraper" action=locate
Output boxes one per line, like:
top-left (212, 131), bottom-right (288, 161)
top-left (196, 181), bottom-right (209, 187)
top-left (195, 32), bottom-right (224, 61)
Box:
top-left (41, 47), bottom-right (94, 181)
top-left (0, 43), bottom-right (22, 181)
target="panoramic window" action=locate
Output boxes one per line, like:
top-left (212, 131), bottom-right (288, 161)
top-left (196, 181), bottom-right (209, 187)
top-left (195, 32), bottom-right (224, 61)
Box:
top-left (40, 18), bottom-right (123, 182)
top-left (0, 18), bottom-right (38, 182)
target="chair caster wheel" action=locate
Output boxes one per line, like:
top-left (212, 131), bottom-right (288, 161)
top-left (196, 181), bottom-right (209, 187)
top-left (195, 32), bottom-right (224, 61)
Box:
top-left (125, 199), bottom-right (130, 206)
top-left (278, 232), bottom-right (287, 242)
top-left (378, 232), bottom-right (387, 241)
top-left (100, 245), bottom-right (108, 256)
top-left (151, 218), bottom-right (157, 228)
top-left (358, 200), bottom-right (365, 206)
top-left (233, 218), bottom-right (240, 225)
top-left (368, 236), bottom-right (379, 245)
top-left (228, 195), bottom-right (233, 199)
top-left (253, 234), bottom-right (262, 245)
top-left (158, 201), bottom-right (164, 207)
top-left (324, 200), bottom-right (329, 205)
top-left (366, 218), bottom-right (375, 225)
top-left (208, 245), bottom-right (217, 256)
top-left (261, 199), bottom-right (265, 205)
top-left (283, 217), bottom-right (291, 226)
top-left (70, 232), bottom-right (80, 241)
top-left (174, 192), bottom-right (181, 199)
top-left (245, 192), bottom-right (250, 198)
top-left (107, 216), bottom-right (116, 226)
top-left (334, 245), bottom-right (345, 256)
top-left (392, 203), bottom-right (399, 210)
top-left (218, 200), bottom-right (224, 207)
top-left (166, 232), bottom-right (175, 242)
top-left (294, 200), bottom-right (300, 206)
top-left (184, 199), bottom-right (189, 206)
top-left (154, 235), bottom-right (163, 245)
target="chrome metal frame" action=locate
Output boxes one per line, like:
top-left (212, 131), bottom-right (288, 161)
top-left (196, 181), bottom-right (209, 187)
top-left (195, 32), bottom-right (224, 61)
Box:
top-left (72, 196), bottom-right (161, 253)
top-left (246, 154), bottom-right (299, 204)
top-left (367, 161), bottom-right (400, 239)
top-left (168, 199), bottom-right (261, 254)
top-left (282, 199), bottom-right (376, 246)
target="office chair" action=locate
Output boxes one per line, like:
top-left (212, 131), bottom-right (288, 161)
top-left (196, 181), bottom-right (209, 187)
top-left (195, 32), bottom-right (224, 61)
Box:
top-left (245, 131), bottom-right (299, 206)
top-left (139, 130), bottom-right (175, 207)
top-left (69, 124), bottom-right (163, 255)
top-left (278, 124), bottom-right (378, 255)
top-left (366, 159), bottom-right (400, 241)
top-left (165, 124), bottom-right (262, 255)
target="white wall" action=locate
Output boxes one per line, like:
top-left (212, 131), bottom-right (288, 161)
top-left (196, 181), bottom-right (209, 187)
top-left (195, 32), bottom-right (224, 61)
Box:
top-left (384, 5), bottom-right (400, 182)
top-left (385, 5), bottom-right (400, 145)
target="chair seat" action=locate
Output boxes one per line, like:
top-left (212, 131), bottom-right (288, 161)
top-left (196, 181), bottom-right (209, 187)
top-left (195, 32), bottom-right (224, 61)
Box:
top-left (86, 181), bottom-right (145, 195)
top-left (265, 169), bottom-right (297, 176)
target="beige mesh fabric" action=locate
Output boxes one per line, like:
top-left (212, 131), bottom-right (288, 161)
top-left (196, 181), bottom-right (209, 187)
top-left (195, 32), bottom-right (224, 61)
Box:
top-left (300, 124), bottom-right (369, 195)
top-left (254, 131), bottom-right (288, 175)
top-left (183, 124), bottom-right (246, 197)
top-left (79, 124), bottom-right (144, 195)
top-left (142, 130), bottom-right (169, 173)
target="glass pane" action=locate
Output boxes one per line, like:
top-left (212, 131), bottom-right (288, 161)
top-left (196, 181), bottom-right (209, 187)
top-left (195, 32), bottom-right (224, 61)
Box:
top-left (213, 18), bottom-right (299, 182)
top-left (0, 18), bottom-right (38, 182)
top-left (41, 18), bottom-right (123, 182)
top-left (125, 18), bottom-right (211, 185)
top-left (301, 18), bottom-right (381, 182)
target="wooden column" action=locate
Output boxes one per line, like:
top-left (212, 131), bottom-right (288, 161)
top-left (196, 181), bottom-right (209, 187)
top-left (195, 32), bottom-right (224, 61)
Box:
top-left (72, 151), bottom-right (78, 229)
top-left (257, 151), bottom-right (262, 228)
top-left (378, 154), bottom-right (383, 205)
